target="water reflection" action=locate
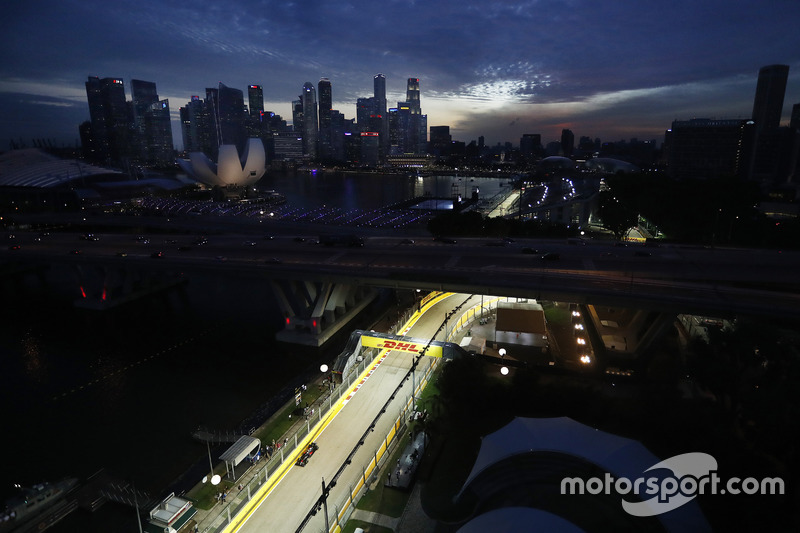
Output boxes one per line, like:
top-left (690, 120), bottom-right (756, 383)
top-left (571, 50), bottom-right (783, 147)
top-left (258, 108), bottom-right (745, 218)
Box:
top-left (258, 170), bottom-right (508, 210)
top-left (22, 329), bottom-right (46, 382)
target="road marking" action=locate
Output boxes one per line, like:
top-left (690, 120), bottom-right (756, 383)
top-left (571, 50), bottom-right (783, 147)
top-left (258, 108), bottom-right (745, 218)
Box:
top-left (343, 352), bottom-right (389, 405)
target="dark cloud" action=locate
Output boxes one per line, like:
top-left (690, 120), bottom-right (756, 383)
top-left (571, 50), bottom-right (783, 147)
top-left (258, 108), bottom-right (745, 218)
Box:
top-left (2, 0), bottom-right (800, 147)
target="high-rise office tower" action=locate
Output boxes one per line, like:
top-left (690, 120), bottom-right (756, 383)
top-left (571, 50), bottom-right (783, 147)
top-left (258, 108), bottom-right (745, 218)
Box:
top-left (430, 126), bottom-right (452, 156)
top-left (387, 107), bottom-right (401, 155)
top-left (356, 97), bottom-right (376, 131)
top-left (405, 78), bottom-right (427, 153)
top-left (561, 129), bottom-right (574, 157)
top-left (406, 78), bottom-right (421, 115)
top-left (329, 110), bottom-right (352, 162)
top-left (204, 87), bottom-right (220, 156)
top-left (143, 99), bottom-right (174, 166)
top-left (248, 85), bottom-right (264, 117)
top-left (374, 74), bottom-right (388, 158)
top-left (292, 99), bottom-right (303, 134)
top-left (374, 74), bottom-right (387, 117)
top-left (750, 65), bottom-right (792, 182)
top-left (216, 83), bottom-right (247, 153)
top-left (666, 118), bottom-right (755, 179)
top-left (131, 80), bottom-right (173, 166)
top-left (752, 64), bottom-right (789, 131)
top-left (180, 96), bottom-right (206, 153)
top-left (131, 80), bottom-right (159, 123)
top-left (84, 76), bottom-right (129, 163)
top-left (318, 78), bottom-right (332, 158)
top-left (417, 113), bottom-right (428, 154)
top-left (791, 103), bottom-right (800, 131)
top-left (301, 82), bottom-right (318, 158)
top-left (520, 134), bottom-right (542, 158)
top-left (392, 103), bottom-right (412, 154)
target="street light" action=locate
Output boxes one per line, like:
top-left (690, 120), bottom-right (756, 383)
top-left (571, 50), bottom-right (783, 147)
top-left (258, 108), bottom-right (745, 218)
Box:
top-left (500, 366), bottom-right (509, 376)
top-left (204, 440), bottom-right (221, 486)
top-left (499, 348), bottom-right (506, 359)
top-left (321, 364), bottom-right (333, 392)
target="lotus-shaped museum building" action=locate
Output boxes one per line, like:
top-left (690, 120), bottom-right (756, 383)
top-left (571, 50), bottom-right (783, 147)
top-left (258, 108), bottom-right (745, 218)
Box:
top-left (179, 138), bottom-right (266, 188)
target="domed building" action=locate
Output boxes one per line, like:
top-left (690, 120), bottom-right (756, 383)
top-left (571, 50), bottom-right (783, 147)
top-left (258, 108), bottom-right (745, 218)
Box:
top-left (178, 138), bottom-right (266, 188)
top-left (538, 156), bottom-right (577, 171)
top-left (584, 157), bottom-right (640, 174)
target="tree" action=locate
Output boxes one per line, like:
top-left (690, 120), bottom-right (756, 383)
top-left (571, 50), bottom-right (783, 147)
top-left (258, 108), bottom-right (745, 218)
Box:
top-left (596, 190), bottom-right (638, 239)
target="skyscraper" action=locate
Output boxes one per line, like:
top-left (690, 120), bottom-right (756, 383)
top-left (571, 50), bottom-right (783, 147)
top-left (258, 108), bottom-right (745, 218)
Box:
top-left (248, 85), bottom-right (264, 117)
top-left (561, 129), bottom-right (575, 157)
top-left (751, 65), bottom-right (792, 182)
top-left (373, 74), bottom-right (387, 116)
top-left (429, 126), bottom-right (452, 156)
top-left (356, 97), bottom-right (376, 131)
top-left (406, 78), bottom-right (421, 115)
top-left (752, 64), bottom-right (789, 131)
top-left (318, 78), bottom-right (332, 158)
top-left (131, 80), bottom-right (173, 166)
top-left (216, 83), bottom-right (247, 153)
top-left (666, 118), bottom-right (755, 179)
top-left (180, 96), bottom-right (209, 154)
top-left (791, 103), bottom-right (800, 131)
top-left (374, 74), bottom-right (388, 158)
top-left (301, 82), bottom-right (318, 158)
top-left (131, 80), bottom-right (159, 124)
top-left (84, 76), bottom-right (129, 163)
top-left (520, 134), bottom-right (542, 158)
top-left (204, 87), bottom-right (220, 156)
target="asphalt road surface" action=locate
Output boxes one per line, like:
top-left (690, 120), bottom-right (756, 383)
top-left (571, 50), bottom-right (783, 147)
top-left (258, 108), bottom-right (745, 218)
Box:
top-left (236, 293), bottom-right (473, 533)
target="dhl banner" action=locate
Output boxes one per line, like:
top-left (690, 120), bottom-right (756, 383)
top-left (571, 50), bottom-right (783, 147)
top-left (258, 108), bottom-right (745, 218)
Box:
top-left (361, 334), bottom-right (443, 358)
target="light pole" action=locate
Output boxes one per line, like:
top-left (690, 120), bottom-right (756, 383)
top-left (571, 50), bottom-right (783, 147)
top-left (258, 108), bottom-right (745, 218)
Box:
top-left (320, 363), bottom-right (333, 392)
top-left (133, 480), bottom-right (143, 533)
top-left (321, 477), bottom-right (330, 532)
top-left (205, 440), bottom-right (221, 487)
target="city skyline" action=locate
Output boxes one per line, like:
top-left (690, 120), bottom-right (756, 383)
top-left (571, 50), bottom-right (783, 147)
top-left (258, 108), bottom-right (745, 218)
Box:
top-left (3, 1), bottom-right (800, 151)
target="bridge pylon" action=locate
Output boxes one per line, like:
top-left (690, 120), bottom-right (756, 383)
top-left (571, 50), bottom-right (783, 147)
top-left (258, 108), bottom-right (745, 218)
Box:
top-left (272, 280), bottom-right (378, 346)
top-left (70, 263), bottom-right (186, 310)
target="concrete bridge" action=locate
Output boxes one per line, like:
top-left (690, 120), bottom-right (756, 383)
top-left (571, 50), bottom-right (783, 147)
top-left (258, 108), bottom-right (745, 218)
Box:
top-left (3, 227), bottom-right (799, 346)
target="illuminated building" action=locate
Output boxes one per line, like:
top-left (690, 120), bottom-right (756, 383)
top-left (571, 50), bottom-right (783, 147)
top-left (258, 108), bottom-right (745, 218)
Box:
top-left (131, 79), bottom-right (174, 167)
top-left (301, 82), bottom-right (318, 158)
top-left (248, 85), bottom-right (264, 117)
top-left (318, 78), bottom-right (332, 158)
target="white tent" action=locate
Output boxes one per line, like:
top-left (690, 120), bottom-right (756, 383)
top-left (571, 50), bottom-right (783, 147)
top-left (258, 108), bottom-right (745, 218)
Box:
top-left (457, 507), bottom-right (586, 533)
top-left (219, 435), bottom-right (261, 480)
top-left (457, 417), bottom-right (711, 533)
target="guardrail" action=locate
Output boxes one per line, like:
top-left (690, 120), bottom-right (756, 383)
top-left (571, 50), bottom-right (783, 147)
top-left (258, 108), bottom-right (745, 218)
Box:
top-left (196, 292), bottom-right (452, 533)
top-left (196, 351), bottom-right (377, 533)
top-left (323, 356), bottom-right (438, 533)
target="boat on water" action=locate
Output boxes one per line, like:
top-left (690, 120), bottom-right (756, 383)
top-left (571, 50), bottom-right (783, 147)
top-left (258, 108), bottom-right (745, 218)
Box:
top-left (0, 478), bottom-right (78, 532)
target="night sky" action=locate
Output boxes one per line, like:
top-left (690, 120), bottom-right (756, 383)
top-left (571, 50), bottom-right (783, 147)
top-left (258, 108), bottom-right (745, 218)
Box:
top-left (3, 0), bottom-right (800, 150)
